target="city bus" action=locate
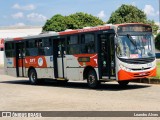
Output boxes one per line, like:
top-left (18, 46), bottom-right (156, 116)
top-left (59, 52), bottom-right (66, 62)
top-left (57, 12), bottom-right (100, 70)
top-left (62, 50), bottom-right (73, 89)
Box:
top-left (4, 23), bottom-right (156, 88)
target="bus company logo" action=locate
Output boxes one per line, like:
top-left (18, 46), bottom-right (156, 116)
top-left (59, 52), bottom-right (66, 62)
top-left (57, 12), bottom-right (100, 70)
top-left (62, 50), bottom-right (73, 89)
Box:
top-left (7, 59), bottom-right (12, 65)
top-left (38, 57), bottom-right (43, 66)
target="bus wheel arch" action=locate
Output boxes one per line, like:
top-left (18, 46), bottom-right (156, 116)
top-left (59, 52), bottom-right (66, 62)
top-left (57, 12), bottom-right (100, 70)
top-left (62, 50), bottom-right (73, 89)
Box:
top-left (83, 66), bottom-right (94, 80)
top-left (83, 66), bottom-right (99, 88)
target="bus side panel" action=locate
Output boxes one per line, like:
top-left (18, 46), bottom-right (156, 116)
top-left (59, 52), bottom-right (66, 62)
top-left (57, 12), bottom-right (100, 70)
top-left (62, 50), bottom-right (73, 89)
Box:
top-left (25, 56), bottom-right (55, 79)
top-left (65, 54), bottom-right (98, 81)
top-left (66, 55), bottom-right (80, 81)
top-left (35, 68), bottom-right (54, 79)
top-left (4, 57), bottom-right (17, 77)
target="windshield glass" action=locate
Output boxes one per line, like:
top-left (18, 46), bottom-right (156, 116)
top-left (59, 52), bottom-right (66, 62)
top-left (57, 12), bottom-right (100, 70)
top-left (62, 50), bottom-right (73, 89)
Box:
top-left (116, 35), bottom-right (155, 59)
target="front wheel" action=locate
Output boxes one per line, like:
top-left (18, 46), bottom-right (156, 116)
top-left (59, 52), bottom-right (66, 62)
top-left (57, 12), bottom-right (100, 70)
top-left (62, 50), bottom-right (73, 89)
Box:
top-left (87, 69), bottom-right (99, 89)
top-left (118, 81), bottom-right (129, 87)
top-left (29, 69), bottom-right (38, 85)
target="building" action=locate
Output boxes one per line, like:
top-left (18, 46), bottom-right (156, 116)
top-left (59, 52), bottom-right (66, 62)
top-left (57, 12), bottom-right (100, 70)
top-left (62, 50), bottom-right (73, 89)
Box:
top-left (0, 26), bottom-right (42, 66)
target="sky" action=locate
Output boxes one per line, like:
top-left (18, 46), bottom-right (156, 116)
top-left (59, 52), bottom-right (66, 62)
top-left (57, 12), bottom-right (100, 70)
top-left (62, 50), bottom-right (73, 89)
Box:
top-left (0, 0), bottom-right (159, 27)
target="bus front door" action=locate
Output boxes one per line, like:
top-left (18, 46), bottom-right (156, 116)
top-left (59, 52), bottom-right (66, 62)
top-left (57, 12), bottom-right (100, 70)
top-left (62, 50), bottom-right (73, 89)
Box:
top-left (15, 42), bottom-right (25, 77)
top-left (53, 38), bottom-right (66, 79)
top-left (98, 33), bottom-right (115, 80)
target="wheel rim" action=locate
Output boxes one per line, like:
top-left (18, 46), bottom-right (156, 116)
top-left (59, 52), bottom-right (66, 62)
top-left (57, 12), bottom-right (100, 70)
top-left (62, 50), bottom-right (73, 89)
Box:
top-left (88, 74), bottom-right (95, 84)
top-left (30, 72), bottom-right (36, 82)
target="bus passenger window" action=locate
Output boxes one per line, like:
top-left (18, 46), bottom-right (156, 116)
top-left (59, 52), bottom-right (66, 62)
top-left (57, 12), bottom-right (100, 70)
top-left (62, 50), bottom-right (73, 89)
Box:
top-left (67, 36), bottom-right (79, 45)
top-left (67, 35), bottom-right (81, 54)
top-left (5, 42), bottom-right (15, 57)
top-left (81, 34), bottom-right (95, 53)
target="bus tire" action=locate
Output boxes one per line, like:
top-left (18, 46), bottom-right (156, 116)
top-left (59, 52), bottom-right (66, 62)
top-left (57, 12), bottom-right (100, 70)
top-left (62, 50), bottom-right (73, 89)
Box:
top-left (29, 69), bottom-right (38, 85)
top-left (118, 81), bottom-right (129, 87)
top-left (87, 69), bottom-right (99, 89)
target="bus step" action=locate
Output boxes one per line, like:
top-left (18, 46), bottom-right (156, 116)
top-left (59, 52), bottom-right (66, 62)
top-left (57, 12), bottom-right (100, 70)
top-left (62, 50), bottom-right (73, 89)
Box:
top-left (99, 79), bottom-right (115, 82)
top-left (56, 78), bottom-right (66, 81)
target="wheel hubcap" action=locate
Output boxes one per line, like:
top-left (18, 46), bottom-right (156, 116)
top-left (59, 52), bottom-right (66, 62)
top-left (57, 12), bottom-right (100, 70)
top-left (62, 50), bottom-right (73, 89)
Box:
top-left (30, 72), bottom-right (36, 82)
top-left (89, 75), bottom-right (95, 84)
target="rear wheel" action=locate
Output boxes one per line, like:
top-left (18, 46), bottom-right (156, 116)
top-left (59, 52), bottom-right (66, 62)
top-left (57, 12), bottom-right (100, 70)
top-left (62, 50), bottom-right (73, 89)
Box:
top-left (118, 81), bottom-right (129, 87)
top-left (29, 69), bottom-right (38, 85)
top-left (87, 69), bottom-right (99, 89)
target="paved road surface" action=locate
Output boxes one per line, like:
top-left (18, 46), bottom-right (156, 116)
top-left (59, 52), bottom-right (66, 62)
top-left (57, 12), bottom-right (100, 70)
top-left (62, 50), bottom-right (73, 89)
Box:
top-left (0, 68), bottom-right (160, 120)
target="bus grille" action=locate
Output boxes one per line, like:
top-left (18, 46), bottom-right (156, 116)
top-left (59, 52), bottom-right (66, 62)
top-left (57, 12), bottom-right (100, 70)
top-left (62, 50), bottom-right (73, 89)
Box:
top-left (131, 67), bottom-right (151, 71)
top-left (119, 57), bottom-right (155, 64)
top-left (134, 72), bottom-right (150, 77)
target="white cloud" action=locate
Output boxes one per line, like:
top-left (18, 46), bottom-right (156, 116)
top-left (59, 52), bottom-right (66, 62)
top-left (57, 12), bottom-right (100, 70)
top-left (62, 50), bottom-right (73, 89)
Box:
top-left (131, 2), bottom-right (136, 6)
top-left (11, 23), bottom-right (26, 27)
top-left (12, 12), bottom-right (24, 19)
top-left (156, 11), bottom-right (159, 15)
top-left (97, 10), bottom-right (106, 19)
top-left (13, 3), bottom-right (36, 11)
top-left (27, 13), bottom-right (47, 22)
top-left (143, 5), bottom-right (156, 16)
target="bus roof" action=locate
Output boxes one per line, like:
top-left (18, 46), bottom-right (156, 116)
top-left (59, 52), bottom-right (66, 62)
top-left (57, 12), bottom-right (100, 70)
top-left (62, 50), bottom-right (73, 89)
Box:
top-left (4, 24), bottom-right (114, 42)
top-left (1, 23), bottom-right (152, 49)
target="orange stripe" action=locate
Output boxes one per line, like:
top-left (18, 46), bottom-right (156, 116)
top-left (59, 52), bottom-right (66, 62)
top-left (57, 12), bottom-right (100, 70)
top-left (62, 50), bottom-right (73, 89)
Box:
top-left (0, 39), bottom-right (4, 48)
top-left (59, 26), bottom-right (110, 35)
top-left (118, 67), bottom-right (157, 81)
top-left (74, 54), bottom-right (98, 67)
top-left (14, 37), bottom-right (23, 41)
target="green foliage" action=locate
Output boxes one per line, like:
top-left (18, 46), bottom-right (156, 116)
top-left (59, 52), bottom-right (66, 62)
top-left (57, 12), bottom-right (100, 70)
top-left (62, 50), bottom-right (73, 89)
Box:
top-left (42, 14), bottom-right (69, 32)
top-left (43, 12), bottom-right (104, 32)
top-left (155, 33), bottom-right (160, 50)
top-left (156, 62), bottom-right (160, 78)
top-left (145, 20), bottom-right (159, 35)
top-left (107, 4), bottom-right (147, 24)
top-left (68, 12), bottom-right (104, 29)
top-left (107, 4), bottom-right (158, 35)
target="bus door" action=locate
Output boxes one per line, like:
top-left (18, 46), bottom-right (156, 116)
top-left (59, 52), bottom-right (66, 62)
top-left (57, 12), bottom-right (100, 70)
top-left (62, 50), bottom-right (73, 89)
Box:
top-left (53, 38), bottom-right (66, 79)
top-left (15, 42), bottom-right (25, 77)
top-left (98, 33), bottom-right (115, 79)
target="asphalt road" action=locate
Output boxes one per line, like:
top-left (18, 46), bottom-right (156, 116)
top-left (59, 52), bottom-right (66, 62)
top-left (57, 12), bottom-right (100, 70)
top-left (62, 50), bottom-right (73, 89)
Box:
top-left (0, 67), bottom-right (160, 120)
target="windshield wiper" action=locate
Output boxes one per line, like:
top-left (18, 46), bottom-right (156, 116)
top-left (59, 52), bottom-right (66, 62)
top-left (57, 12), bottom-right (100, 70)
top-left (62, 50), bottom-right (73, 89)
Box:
top-left (127, 34), bottom-right (137, 47)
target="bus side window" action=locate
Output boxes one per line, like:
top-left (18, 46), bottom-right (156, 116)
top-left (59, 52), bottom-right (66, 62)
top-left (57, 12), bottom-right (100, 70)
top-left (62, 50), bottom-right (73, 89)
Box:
top-left (38, 38), bottom-right (53, 56)
top-left (26, 40), bottom-right (38, 56)
top-left (5, 42), bottom-right (15, 58)
top-left (81, 34), bottom-right (95, 54)
top-left (67, 35), bottom-right (80, 54)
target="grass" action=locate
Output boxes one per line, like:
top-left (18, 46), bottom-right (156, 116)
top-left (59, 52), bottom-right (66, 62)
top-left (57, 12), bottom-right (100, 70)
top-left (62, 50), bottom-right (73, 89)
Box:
top-left (155, 62), bottom-right (160, 79)
top-left (0, 64), bottom-right (4, 68)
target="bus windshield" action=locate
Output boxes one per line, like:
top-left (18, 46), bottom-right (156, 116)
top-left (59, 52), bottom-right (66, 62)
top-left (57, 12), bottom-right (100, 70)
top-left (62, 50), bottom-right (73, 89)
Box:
top-left (116, 34), bottom-right (155, 59)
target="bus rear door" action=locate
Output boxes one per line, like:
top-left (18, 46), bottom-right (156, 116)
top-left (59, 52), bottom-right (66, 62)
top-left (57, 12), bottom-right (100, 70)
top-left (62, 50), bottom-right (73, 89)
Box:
top-left (53, 38), bottom-right (66, 80)
top-left (98, 33), bottom-right (115, 80)
top-left (15, 42), bottom-right (26, 77)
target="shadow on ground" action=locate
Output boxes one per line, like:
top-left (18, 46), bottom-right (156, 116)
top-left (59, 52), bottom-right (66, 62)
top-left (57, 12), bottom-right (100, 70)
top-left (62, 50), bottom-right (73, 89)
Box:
top-left (0, 79), bottom-right (151, 91)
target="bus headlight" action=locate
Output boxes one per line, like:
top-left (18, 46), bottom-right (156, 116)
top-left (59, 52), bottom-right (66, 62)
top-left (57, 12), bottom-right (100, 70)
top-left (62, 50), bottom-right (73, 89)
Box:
top-left (119, 64), bottom-right (131, 71)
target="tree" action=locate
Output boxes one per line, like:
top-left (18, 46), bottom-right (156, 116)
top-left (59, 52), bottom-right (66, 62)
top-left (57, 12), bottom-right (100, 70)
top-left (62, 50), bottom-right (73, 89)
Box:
top-left (155, 33), bottom-right (160, 50)
top-left (68, 12), bottom-right (104, 29)
top-left (145, 20), bottom-right (159, 35)
top-left (107, 4), bottom-right (147, 24)
top-left (107, 4), bottom-right (158, 34)
top-left (42, 14), bottom-right (69, 32)
top-left (43, 12), bottom-right (104, 32)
